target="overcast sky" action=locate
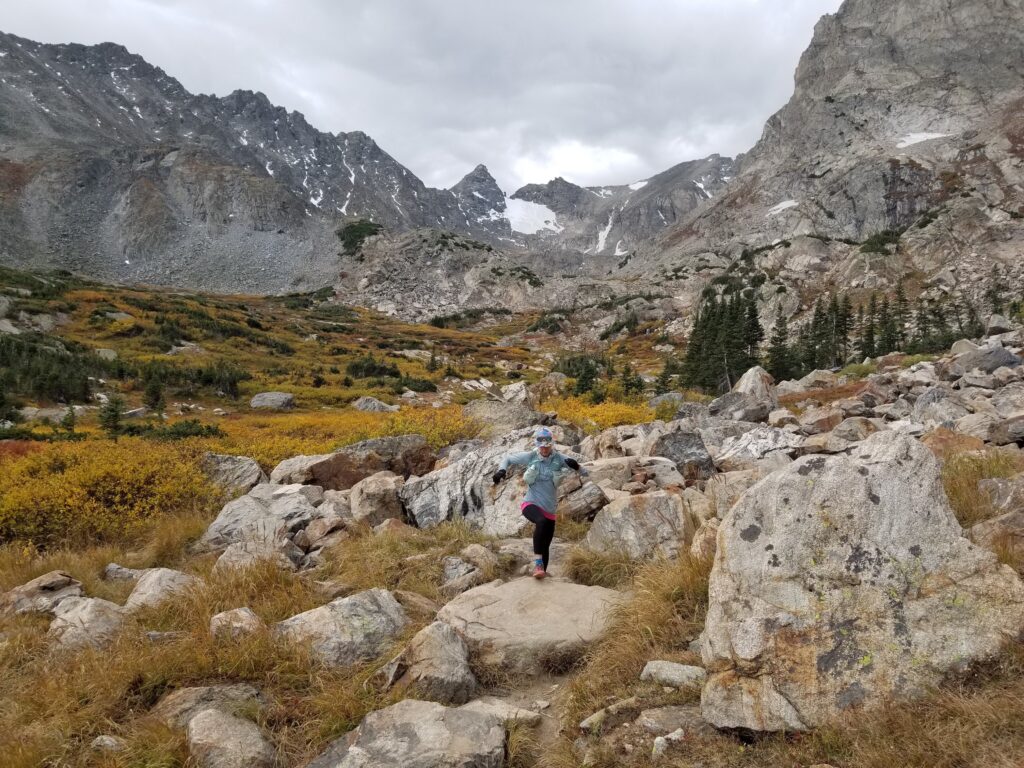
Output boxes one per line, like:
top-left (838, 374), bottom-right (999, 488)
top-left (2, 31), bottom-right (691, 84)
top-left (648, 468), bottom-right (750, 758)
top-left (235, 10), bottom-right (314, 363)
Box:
top-left (3, 0), bottom-right (842, 191)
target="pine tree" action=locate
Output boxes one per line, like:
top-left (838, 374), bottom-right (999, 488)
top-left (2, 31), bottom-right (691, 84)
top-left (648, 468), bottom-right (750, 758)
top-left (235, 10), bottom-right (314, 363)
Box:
top-left (426, 347), bottom-right (439, 372)
top-left (878, 297), bottom-right (899, 355)
top-left (894, 282), bottom-right (910, 349)
top-left (99, 395), bottom-right (125, 437)
top-left (143, 379), bottom-right (165, 412)
top-left (766, 312), bottom-right (794, 382)
top-left (838, 294), bottom-right (854, 363)
top-left (60, 406), bottom-right (76, 434)
top-left (858, 294), bottom-right (877, 359)
top-left (743, 296), bottom-right (764, 361)
top-left (654, 360), bottom-right (674, 395)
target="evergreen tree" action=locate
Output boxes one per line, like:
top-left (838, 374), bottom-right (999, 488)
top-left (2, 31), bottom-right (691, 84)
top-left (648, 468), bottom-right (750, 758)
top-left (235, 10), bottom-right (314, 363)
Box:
top-left (143, 379), bottom-right (165, 412)
top-left (743, 296), bottom-right (764, 361)
top-left (838, 294), bottom-right (854, 363)
top-left (858, 294), bottom-right (877, 359)
top-left (60, 406), bottom-right (76, 434)
top-left (654, 360), bottom-right (674, 395)
top-left (426, 347), bottom-right (439, 372)
top-left (878, 297), bottom-right (899, 355)
top-left (894, 282), bottom-right (910, 349)
top-left (99, 395), bottom-right (125, 437)
top-left (766, 312), bottom-right (794, 382)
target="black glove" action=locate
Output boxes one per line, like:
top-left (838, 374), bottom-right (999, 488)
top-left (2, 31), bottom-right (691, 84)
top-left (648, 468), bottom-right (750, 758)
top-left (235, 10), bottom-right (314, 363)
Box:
top-left (492, 469), bottom-right (507, 485)
top-left (565, 458), bottom-right (580, 471)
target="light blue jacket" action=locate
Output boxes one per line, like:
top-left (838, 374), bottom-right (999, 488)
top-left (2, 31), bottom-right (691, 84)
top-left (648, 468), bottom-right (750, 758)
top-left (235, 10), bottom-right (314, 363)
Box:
top-left (499, 449), bottom-right (581, 515)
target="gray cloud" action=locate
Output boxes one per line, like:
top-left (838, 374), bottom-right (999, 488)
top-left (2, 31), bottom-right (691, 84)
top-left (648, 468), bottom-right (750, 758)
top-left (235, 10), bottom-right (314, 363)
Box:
top-left (3, 0), bottom-right (842, 191)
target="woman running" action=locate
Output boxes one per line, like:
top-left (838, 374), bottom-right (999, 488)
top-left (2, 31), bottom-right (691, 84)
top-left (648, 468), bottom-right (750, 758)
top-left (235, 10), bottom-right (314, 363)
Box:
top-left (492, 426), bottom-right (588, 578)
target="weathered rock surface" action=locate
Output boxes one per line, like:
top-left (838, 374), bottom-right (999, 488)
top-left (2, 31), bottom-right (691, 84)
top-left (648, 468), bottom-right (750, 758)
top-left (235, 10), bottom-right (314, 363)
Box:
top-left (463, 399), bottom-right (546, 438)
top-left (249, 392), bottom-right (295, 410)
top-left (645, 430), bottom-right (715, 482)
top-left (349, 471), bottom-right (405, 526)
top-left (437, 578), bottom-right (625, 675)
top-left (733, 366), bottom-right (778, 409)
top-left (275, 589), bottom-right (408, 667)
top-left (701, 431), bottom-right (1024, 732)
top-left (399, 621), bottom-right (478, 705)
top-left (352, 395), bottom-right (399, 412)
top-left (270, 435), bottom-right (435, 489)
top-left (213, 537), bottom-right (304, 573)
top-left (47, 597), bottom-right (125, 649)
top-left (201, 453), bottom-right (268, 496)
top-left (124, 568), bottom-right (199, 612)
top-left (641, 661), bottom-right (707, 689)
top-left (185, 709), bottom-right (275, 768)
top-left (585, 491), bottom-right (694, 560)
top-left (306, 699), bottom-right (504, 768)
top-left (0, 570), bottom-right (82, 617)
top-left (197, 483), bottom-right (324, 551)
top-left (152, 684), bottom-right (264, 729)
top-left (210, 607), bottom-right (265, 639)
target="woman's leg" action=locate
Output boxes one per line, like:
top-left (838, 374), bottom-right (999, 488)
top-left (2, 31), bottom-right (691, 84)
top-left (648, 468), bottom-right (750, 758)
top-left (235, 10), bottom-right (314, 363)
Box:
top-left (535, 516), bottom-right (555, 571)
top-left (522, 504), bottom-right (555, 570)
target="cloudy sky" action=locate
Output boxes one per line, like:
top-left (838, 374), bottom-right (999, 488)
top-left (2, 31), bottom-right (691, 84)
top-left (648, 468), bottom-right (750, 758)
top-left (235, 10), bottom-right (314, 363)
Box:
top-left (4, 0), bottom-right (842, 191)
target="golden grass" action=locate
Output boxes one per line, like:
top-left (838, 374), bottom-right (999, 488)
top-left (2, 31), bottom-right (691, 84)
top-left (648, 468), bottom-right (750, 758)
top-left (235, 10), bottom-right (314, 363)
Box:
top-left (942, 448), bottom-right (1024, 528)
top-left (0, 558), bottom-right (416, 767)
top-left (320, 521), bottom-right (491, 602)
top-left (564, 547), bottom-right (641, 588)
top-left (557, 554), bottom-right (711, 735)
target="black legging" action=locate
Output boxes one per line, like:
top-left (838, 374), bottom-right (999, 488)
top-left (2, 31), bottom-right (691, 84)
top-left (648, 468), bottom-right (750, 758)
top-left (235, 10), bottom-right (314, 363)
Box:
top-left (522, 504), bottom-right (555, 570)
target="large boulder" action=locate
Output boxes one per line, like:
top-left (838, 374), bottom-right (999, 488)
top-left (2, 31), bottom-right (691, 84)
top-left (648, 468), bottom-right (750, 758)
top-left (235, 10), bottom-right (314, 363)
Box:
top-left (398, 621), bottom-right (478, 705)
top-left (912, 387), bottom-right (969, 427)
top-left (201, 453), bottom-right (268, 496)
top-left (197, 483), bottom-right (324, 552)
top-left (275, 589), bottom-right (408, 667)
top-left (213, 538), bottom-right (304, 574)
top-left (644, 430), bottom-right (715, 483)
top-left (48, 597), bottom-right (125, 649)
top-left (437, 579), bottom-right (625, 676)
top-left (185, 709), bottom-right (275, 768)
top-left (992, 383), bottom-right (1024, 419)
top-left (798, 370), bottom-right (839, 390)
top-left (991, 415), bottom-right (1024, 446)
top-left (701, 431), bottom-right (1024, 732)
top-left (715, 428), bottom-right (801, 470)
top-left (349, 471), bottom-right (405, 526)
top-left (585, 491), bottom-right (694, 560)
top-left (708, 392), bottom-right (770, 423)
top-left (947, 346), bottom-right (1022, 378)
top-left (124, 568), bottom-right (199, 612)
top-left (352, 396), bottom-right (399, 413)
top-left (580, 422), bottom-right (667, 460)
top-left (306, 699), bottom-right (504, 768)
top-left (463, 399), bottom-right (545, 438)
top-left (733, 366), bottom-right (778, 409)
top-left (0, 571), bottom-right (83, 617)
top-left (249, 392), bottom-right (294, 410)
top-left (270, 435), bottom-right (435, 489)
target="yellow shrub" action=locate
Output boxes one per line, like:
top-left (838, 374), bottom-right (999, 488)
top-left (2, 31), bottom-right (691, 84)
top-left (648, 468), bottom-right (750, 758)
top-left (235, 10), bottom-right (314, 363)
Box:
top-left (0, 439), bottom-right (220, 548)
top-left (550, 397), bottom-right (655, 434)
top-left (209, 406), bottom-right (480, 468)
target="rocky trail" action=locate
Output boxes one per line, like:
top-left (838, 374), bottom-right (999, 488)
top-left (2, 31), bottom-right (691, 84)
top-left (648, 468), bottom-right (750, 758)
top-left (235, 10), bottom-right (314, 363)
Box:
top-left (4, 317), bottom-right (1024, 766)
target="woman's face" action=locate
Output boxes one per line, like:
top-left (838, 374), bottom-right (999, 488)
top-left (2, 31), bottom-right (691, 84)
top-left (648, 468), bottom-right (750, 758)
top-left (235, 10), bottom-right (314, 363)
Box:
top-left (538, 443), bottom-right (553, 457)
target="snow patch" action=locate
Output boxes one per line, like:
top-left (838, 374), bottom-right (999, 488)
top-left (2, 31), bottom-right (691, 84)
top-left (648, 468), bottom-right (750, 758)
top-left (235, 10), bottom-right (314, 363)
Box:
top-left (596, 212), bottom-right (615, 253)
top-left (614, 240), bottom-right (628, 257)
top-left (628, 180), bottom-right (648, 191)
top-left (265, 162), bottom-right (274, 177)
top-left (766, 200), bottom-right (799, 217)
top-left (896, 132), bottom-right (949, 148)
top-left (694, 181), bottom-right (712, 199)
top-left (309, 189), bottom-right (323, 207)
top-left (506, 199), bottom-right (563, 234)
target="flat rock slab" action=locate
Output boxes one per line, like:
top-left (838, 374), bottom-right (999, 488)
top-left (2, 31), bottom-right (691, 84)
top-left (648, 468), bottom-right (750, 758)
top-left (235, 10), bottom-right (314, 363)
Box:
top-left (307, 698), bottom-right (504, 768)
top-left (437, 578), bottom-right (625, 675)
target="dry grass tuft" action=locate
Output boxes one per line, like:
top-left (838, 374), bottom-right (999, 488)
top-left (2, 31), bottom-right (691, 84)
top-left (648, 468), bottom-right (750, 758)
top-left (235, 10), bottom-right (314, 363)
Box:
top-left (320, 520), bottom-right (490, 602)
top-left (559, 554), bottom-right (711, 733)
top-left (942, 448), bottom-right (1024, 528)
top-left (564, 547), bottom-right (641, 588)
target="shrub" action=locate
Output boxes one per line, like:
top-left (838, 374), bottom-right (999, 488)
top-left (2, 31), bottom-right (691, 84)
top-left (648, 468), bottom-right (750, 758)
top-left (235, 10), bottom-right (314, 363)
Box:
top-left (0, 439), bottom-right (220, 548)
top-left (550, 396), bottom-right (654, 434)
top-left (859, 230), bottom-right (902, 254)
top-left (346, 355), bottom-right (400, 379)
top-left (942, 449), bottom-right (1024, 528)
top-left (337, 219), bottom-right (384, 255)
